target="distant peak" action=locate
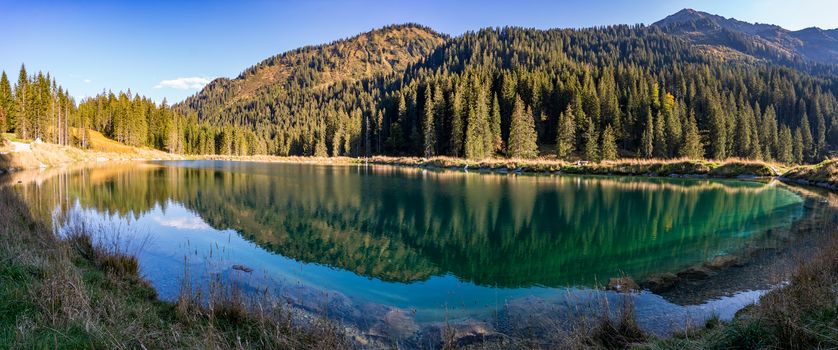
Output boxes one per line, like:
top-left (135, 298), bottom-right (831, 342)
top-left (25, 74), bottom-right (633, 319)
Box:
top-left (670, 8), bottom-right (708, 18)
top-left (653, 8), bottom-right (718, 28)
top-left (676, 8), bottom-right (700, 15)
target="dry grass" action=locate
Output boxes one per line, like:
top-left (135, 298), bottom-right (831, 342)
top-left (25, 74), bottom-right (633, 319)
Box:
top-left (0, 186), bottom-right (350, 349)
top-left (70, 128), bottom-right (139, 154)
top-left (0, 136), bottom-right (179, 172)
top-left (641, 230), bottom-right (838, 350)
top-left (782, 158), bottom-right (838, 189)
top-left (453, 295), bottom-right (649, 350)
top-left (369, 156), bottom-right (785, 178)
top-left (0, 135), bottom-right (10, 153)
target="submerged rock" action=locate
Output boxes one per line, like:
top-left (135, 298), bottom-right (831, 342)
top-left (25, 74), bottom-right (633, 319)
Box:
top-left (367, 308), bottom-right (420, 339)
top-left (706, 255), bottom-right (744, 269)
top-left (413, 322), bottom-right (501, 349)
top-left (677, 266), bottom-right (714, 280)
top-left (640, 273), bottom-right (679, 293)
top-left (607, 277), bottom-right (640, 293)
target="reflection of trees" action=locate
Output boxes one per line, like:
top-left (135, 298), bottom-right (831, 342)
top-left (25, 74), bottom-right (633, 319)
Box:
top-left (17, 162), bottom-right (804, 287)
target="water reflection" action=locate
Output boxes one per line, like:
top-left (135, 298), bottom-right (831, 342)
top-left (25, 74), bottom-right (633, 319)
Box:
top-left (16, 161), bottom-right (803, 291)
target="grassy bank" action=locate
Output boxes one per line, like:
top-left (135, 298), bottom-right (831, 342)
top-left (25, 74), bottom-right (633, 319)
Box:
top-left (368, 156), bottom-right (784, 178)
top-left (1, 131), bottom-right (178, 172)
top-left (1, 132), bottom-right (803, 181)
top-left (781, 159), bottom-right (838, 190)
top-left (0, 187), bottom-right (348, 349)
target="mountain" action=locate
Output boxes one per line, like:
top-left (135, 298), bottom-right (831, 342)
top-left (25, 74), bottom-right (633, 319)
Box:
top-left (175, 24), bottom-right (446, 125)
top-left (175, 13), bottom-right (838, 164)
top-left (653, 8), bottom-right (838, 67)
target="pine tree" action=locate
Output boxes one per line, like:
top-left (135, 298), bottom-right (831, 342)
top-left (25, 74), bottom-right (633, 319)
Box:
top-left (422, 85), bottom-right (436, 157)
top-left (680, 110), bottom-right (704, 159)
top-left (507, 96), bottom-right (538, 158)
top-left (556, 105), bottom-right (575, 159)
top-left (600, 124), bottom-right (618, 161)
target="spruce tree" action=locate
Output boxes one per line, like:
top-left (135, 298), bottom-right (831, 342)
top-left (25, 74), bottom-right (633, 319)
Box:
top-left (748, 110), bottom-right (762, 160)
top-left (761, 105), bottom-right (779, 160)
top-left (653, 110), bottom-right (667, 158)
top-left (709, 99), bottom-right (728, 160)
top-left (15, 64), bottom-right (29, 139)
top-left (449, 90), bottom-right (464, 157)
top-left (507, 96), bottom-right (538, 158)
top-left (0, 71), bottom-right (11, 133)
top-left (556, 105), bottom-right (575, 159)
top-left (432, 86), bottom-right (446, 154)
top-left (777, 126), bottom-right (794, 164)
top-left (422, 85), bottom-right (436, 157)
top-left (815, 113), bottom-right (826, 161)
top-left (800, 113), bottom-right (814, 161)
top-left (734, 114), bottom-right (752, 158)
top-left (583, 118), bottom-right (599, 161)
top-left (314, 127), bottom-right (328, 157)
top-left (662, 93), bottom-right (681, 157)
top-left (793, 128), bottom-right (804, 164)
top-left (680, 111), bottom-right (704, 159)
top-left (490, 93), bottom-right (502, 152)
top-left (464, 75), bottom-right (490, 159)
top-left (640, 108), bottom-right (654, 158)
top-left (464, 103), bottom-right (484, 159)
top-left (600, 124), bottom-right (618, 161)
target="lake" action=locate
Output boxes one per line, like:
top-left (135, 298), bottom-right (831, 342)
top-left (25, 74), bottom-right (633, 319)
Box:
top-left (11, 160), bottom-right (816, 336)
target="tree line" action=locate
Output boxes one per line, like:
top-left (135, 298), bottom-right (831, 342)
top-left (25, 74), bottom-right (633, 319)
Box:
top-left (0, 64), bottom-right (265, 155)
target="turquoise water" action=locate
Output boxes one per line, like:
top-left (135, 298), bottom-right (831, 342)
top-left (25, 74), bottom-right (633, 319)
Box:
top-left (16, 161), bottom-right (805, 324)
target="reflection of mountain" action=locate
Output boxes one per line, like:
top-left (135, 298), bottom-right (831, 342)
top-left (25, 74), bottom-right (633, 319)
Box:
top-left (18, 162), bottom-right (804, 288)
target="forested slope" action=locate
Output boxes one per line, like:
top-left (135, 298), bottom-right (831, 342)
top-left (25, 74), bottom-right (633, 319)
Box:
top-left (178, 23), bottom-right (838, 163)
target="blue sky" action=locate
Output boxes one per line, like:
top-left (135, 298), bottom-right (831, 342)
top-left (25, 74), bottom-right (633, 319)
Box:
top-left (1, 0), bottom-right (836, 104)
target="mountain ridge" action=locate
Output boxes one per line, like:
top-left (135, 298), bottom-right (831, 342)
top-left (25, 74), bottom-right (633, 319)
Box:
top-left (173, 10), bottom-right (837, 163)
top-left (175, 24), bottom-right (446, 120)
top-left (653, 8), bottom-right (838, 66)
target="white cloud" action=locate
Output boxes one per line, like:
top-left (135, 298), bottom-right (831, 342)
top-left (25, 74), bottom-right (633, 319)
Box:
top-left (83, 79), bottom-right (92, 83)
top-left (154, 216), bottom-right (212, 230)
top-left (154, 76), bottom-right (211, 90)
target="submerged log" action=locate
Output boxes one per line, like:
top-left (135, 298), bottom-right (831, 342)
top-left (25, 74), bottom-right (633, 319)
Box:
top-left (232, 264), bottom-right (254, 273)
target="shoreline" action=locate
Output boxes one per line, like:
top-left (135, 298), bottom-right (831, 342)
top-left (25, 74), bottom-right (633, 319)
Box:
top-left (7, 136), bottom-right (838, 193)
top-left (3, 154), bottom-right (838, 348)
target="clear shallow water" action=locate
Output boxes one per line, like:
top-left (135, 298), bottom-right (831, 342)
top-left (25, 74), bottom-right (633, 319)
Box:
top-left (14, 161), bottom-right (806, 328)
